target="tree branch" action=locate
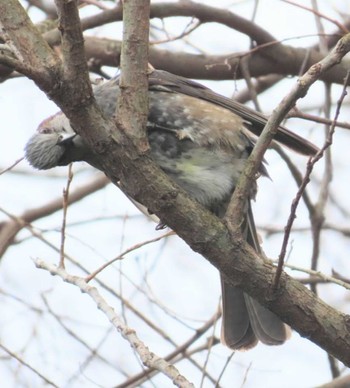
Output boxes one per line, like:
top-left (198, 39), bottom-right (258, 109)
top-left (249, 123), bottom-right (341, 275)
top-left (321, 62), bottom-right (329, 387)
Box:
top-left (117, 0), bottom-right (150, 145)
top-left (34, 259), bottom-right (195, 388)
top-left (0, 0), bottom-right (60, 87)
top-left (226, 34), bottom-right (350, 224)
top-left (2, 0), bottom-right (350, 367)
top-left (1, 1), bottom-right (350, 85)
top-left (0, 174), bottom-right (109, 258)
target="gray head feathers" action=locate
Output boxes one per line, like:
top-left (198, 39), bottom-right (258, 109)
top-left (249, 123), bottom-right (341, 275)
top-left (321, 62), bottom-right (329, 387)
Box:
top-left (25, 131), bottom-right (67, 170)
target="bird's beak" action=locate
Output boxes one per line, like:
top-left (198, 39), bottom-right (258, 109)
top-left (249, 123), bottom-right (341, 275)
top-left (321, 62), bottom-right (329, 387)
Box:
top-left (57, 133), bottom-right (77, 145)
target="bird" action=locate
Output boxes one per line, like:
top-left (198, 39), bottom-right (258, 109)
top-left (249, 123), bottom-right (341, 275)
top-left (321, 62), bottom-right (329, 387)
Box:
top-left (25, 69), bottom-right (318, 349)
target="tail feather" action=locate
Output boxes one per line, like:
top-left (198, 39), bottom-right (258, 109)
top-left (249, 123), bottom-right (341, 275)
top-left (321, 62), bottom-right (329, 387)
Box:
top-left (220, 201), bottom-right (290, 350)
top-left (244, 295), bottom-right (290, 345)
top-left (221, 283), bottom-right (258, 350)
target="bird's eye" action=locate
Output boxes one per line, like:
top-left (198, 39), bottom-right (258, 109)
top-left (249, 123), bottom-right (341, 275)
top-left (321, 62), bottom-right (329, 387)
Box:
top-left (41, 127), bottom-right (52, 134)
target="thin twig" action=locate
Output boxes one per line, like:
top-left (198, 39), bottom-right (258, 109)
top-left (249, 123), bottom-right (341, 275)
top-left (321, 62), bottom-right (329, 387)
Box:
top-left (0, 174), bottom-right (109, 259)
top-left (116, 311), bottom-right (221, 388)
top-left (41, 294), bottom-right (115, 370)
top-left (215, 351), bottom-right (235, 388)
top-left (59, 164), bottom-right (73, 268)
top-left (283, 262), bottom-right (350, 290)
top-left (288, 109), bottom-right (350, 131)
top-left (199, 307), bottom-right (220, 388)
top-left (23, 224), bottom-right (189, 353)
top-left (34, 259), bottom-right (195, 388)
top-left (271, 143), bottom-right (314, 213)
top-left (282, 0), bottom-right (349, 34)
top-left (226, 33), bottom-right (350, 236)
top-left (273, 70), bottom-right (350, 289)
top-left (0, 343), bottom-right (59, 387)
top-left (0, 156), bottom-right (24, 175)
top-left (85, 231), bottom-right (175, 282)
top-left (150, 18), bottom-right (201, 45)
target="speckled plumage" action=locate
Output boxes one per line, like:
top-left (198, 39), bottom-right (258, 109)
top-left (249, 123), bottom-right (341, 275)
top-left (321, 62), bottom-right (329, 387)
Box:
top-left (25, 70), bottom-right (315, 350)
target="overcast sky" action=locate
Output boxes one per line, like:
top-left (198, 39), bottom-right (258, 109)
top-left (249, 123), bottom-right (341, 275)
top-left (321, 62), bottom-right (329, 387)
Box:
top-left (1, 1), bottom-right (350, 387)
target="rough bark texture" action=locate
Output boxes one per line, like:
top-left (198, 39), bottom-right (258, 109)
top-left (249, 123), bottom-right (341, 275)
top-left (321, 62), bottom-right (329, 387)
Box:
top-left (0, 0), bottom-right (350, 368)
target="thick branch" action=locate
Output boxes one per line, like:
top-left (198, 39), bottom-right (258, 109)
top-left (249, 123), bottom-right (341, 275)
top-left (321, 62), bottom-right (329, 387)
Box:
top-left (62, 31), bottom-right (350, 364)
top-left (3, 0), bottom-right (350, 366)
top-left (82, 36), bottom-right (350, 85)
top-left (54, 0), bottom-right (93, 109)
top-left (0, 0), bottom-right (60, 86)
top-left (61, 130), bottom-right (350, 366)
top-left (1, 2), bottom-right (350, 85)
top-left (117, 0), bottom-right (150, 145)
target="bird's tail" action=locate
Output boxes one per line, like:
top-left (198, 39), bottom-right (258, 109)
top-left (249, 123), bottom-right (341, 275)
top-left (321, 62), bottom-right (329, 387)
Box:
top-left (220, 202), bottom-right (290, 349)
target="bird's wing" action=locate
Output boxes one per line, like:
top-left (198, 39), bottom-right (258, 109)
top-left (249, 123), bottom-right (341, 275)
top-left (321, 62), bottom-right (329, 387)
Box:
top-left (147, 70), bottom-right (318, 156)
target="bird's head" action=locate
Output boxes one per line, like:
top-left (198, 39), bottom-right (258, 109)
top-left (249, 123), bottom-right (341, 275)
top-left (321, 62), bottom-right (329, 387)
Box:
top-left (25, 112), bottom-right (89, 170)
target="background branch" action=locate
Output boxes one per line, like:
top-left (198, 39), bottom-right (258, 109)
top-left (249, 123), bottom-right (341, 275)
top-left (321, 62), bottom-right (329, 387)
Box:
top-left (1, 1), bottom-right (350, 386)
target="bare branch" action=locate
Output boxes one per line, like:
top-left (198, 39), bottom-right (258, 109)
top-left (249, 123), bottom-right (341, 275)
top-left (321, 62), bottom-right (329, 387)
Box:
top-left (0, 343), bottom-right (59, 387)
top-left (85, 231), bottom-right (174, 282)
top-left (59, 164), bottom-right (73, 268)
top-left (0, 174), bottom-right (109, 258)
top-left (117, 0), bottom-right (150, 145)
top-left (0, 0), bottom-right (60, 85)
top-left (34, 259), bottom-right (195, 388)
top-left (224, 32), bottom-right (350, 259)
top-left (275, 69), bottom-right (350, 288)
top-left (54, 0), bottom-right (93, 103)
